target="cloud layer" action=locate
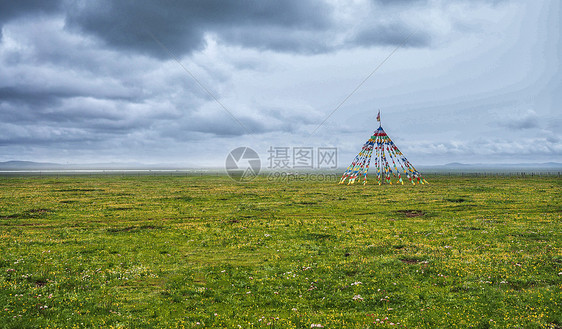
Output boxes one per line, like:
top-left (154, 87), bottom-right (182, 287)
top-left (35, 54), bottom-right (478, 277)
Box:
top-left (0, 0), bottom-right (560, 165)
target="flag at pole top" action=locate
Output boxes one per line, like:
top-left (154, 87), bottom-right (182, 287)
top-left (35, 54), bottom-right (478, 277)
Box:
top-left (376, 110), bottom-right (381, 122)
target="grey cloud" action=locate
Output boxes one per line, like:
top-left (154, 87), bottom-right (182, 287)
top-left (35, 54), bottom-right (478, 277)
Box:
top-left (353, 23), bottom-right (431, 48)
top-left (2, 96), bottom-right (181, 130)
top-left (372, 0), bottom-right (428, 6)
top-left (0, 0), bottom-right (60, 39)
top-left (0, 91), bottom-right (318, 149)
top-left (62, 0), bottom-right (445, 58)
top-left (64, 0), bottom-right (333, 59)
top-left (546, 135), bottom-right (560, 144)
top-left (261, 106), bottom-right (322, 125)
top-left (153, 100), bottom-right (326, 141)
top-left (1, 0), bottom-right (495, 59)
top-left (0, 15), bottom-right (216, 136)
top-left (0, 83), bottom-right (141, 114)
top-left (0, 123), bottom-right (102, 146)
top-left (371, 0), bottom-right (506, 5)
top-left (1, 0), bottom-right (546, 166)
top-left (499, 110), bottom-right (540, 129)
top-left (408, 136), bottom-right (562, 158)
top-left (0, 87), bottom-right (64, 106)
top-left (0, 0), bottom-right (60, 22)
top-left (162, 109), bottom-right (316, 140)
top-left (218, 26), bottom-right (334, 54)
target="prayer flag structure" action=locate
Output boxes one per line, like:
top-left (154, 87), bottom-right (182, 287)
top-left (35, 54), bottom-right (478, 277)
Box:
top-left (339, 112), bottom-right (428, 185)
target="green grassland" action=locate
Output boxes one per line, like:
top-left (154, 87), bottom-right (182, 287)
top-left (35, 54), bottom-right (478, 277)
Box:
top-left (0, 175), bottom-right (560, 328)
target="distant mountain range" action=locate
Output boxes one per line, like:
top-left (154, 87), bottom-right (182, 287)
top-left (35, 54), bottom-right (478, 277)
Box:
top-left (418, 162), bottom-right (562, 171)
top-left (0, 161), bottom-right (62, 169)
top-left (0, 160), bottom-right (560, 171)
top-left (0, 160), bottom-right (183, 170)
top-left (433, 162), bottom-right (562, 169)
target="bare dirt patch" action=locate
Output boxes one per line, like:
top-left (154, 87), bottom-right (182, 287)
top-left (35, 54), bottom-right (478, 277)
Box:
top-left (396, 210), bottom-right (425, 218)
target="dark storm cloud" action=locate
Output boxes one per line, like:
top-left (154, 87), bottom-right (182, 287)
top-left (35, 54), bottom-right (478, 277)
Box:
top-left (373, 0), bottom-right (428, 5)
top-left (61, 0), bottom-right (445, 58)
top-left (0, 0), bottom-right (60, 21)
top-left (0, 85), bottom-right (138, 108)
top-left (0, 87), bottom-right (64, 106)
top-left (0, 0), bottom-right (60, 39)
top-left (64, 0), bottom-right (334, 58)
top-left (2, 0), bottom-right (511, 59)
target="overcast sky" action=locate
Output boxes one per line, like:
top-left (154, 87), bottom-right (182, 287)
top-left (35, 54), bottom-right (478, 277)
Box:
top-left (0, 0), bottom-right (560, 167)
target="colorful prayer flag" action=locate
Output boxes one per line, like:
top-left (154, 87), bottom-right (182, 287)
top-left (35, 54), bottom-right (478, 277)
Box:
top-left (339, 118), bottom-right (427, 186)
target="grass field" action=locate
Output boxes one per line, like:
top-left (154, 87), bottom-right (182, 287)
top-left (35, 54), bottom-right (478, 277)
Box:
top-left (0, 175), bottom-right (560, 328)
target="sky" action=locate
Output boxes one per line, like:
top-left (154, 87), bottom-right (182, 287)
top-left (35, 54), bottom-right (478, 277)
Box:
top-left (0, 0), bottom-right (560, 168)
